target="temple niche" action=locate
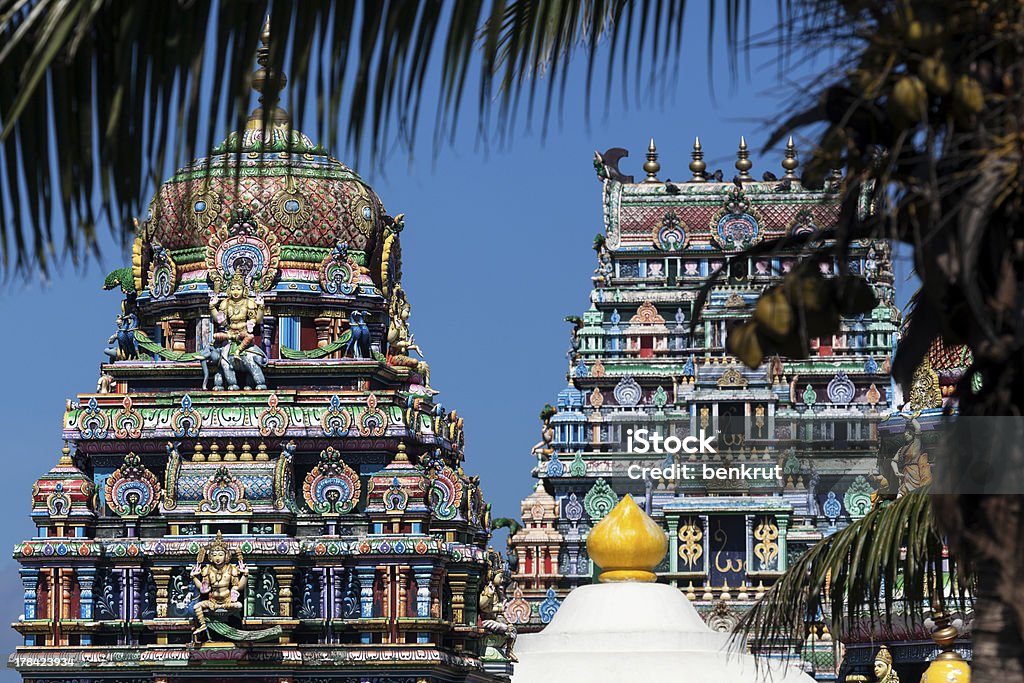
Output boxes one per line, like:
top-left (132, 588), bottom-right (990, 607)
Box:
top-left (11, 24), bottom-right (508, 683)
top-left (506, 138), bottom-right (915, 679)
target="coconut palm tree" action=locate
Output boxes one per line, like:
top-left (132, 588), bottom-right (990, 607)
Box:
top-left (3, 1), bottom-right (1023, 681)
top-left (715, 5), bottom-right (1024, 681)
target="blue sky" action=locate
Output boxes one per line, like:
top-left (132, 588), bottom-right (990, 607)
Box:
top-left (0, 4), bottom-right (915, 672)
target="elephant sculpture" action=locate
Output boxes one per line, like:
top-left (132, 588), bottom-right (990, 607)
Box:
top-left (200, 343), bottom-right (269, 390)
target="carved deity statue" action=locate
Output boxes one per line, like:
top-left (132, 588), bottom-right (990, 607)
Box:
top-left (892, 418), bottom-right (931, 497)
top-left (208, 272), bottom-right (266, 358)
top-left (530, 411), bottom-right (555, 460)
top-left (190, 531), bottom-right (247, 639)
top-left (386, 283), bottom-right (430, 385)
top-left (478, 548), bottom-right (517, 662)
top-left (873, 645), bottom-right (900, 683)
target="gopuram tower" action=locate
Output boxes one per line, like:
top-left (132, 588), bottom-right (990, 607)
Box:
top-left (505, 139), bottom-right (901, 679)
top-left (10, 25), bottom-right (513, 683)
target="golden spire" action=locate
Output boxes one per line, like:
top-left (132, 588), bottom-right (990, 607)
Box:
top-left (586, 494), bottom-right (668, 583)
top-left (735, 136), bottom-right (752, 181)
top-left (689, 137), bottom-right (707, 182)
top-left (643, 138), bottom-right (661, 183)
top-left (59, 442), bottom-right (73, 466)
top-left (248, 16), bottom-right (289, 127)
top-left (781, 136), bottom-right (799, 179)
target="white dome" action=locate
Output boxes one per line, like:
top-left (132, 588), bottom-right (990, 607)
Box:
top-left (512, 582), bottom-right (815, 683)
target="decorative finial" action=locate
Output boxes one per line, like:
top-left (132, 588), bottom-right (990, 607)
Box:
top-left (689, 137), bottom-right (707, 182)
top-left (59, 442), bottom-right (73, 465)
top-left (248, 15), bottom-right (289, 127)
top-left (260, 15), bottom-right (272, 47)
top-left (643, 138), bottom-right (661, 183)
top-left (782, 136), bottom-right (799, 179)
top-left (735, 136), bottom-right (753, 181)
top-left (586, 494), bottom-right (668, 583)
top-left (921, 608), bottom-right (970, 683)
top-left (394, 442), bottom-right (410, 463)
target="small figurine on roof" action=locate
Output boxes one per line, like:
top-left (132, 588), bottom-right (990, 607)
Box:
top-left (530, 404), bottom-right (557, 460)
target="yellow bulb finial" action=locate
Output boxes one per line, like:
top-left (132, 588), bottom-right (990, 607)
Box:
top-left (586, 494), bottom-right (668, 583)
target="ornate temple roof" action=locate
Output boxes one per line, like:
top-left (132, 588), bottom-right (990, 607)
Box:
top-left (146, 127), bottom-right (385, 256)
top-left (594, 138), bottom-right (846, 255)
top-left (135, 25), bottom-right (395, 304)
top-left (31, 445), bottom-right (96, 521)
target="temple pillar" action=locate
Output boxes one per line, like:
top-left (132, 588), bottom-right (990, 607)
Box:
top-left (59, 568), bottom-right (74, 645)
top-left (334, 567), bottom-right (347, 621)
top-left (447, 571), bottom-right (468, 625)
top-left (321, 567), bottom-right (334, 624)
top-left (744, 516), bottom-right (754, 575)
top-left (314, 317), bottom-right (333, 348)
top-left (413, 565), bottom-right (432, 618)
top-left (130, 568), bottom-right (142, 624)
top-left (275, 565), bottom-right (295, 618)
top-left (667, 516), bottom-right (679, 575)
top-left (245, 567), bottom-right (257, 618)
top-left (77, 567), bottom-right (95, 645)
top-left (77, 567), bottom-right (96, 620)
top-left (355, 566), bottom-right (375, 618)
top-left (261, 314), bottom-right (276, 357)
top-left (149, 566), bottom-right (171, 618)
top-left (167, 319), bottom-right (188, 352)
top-left (396, 567), bottom-right (408, 623)
top-left (778, 516), bottom-right (789, 572)
top-left (20, 568), bottom-right (38, 620)
top-left (699, 514), bottom-right (710, 576)
top-left (357, 565), bottom-right (377, 644)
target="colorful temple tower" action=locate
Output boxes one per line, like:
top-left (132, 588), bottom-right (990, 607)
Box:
top-left (505, 138), bottom-right (901, 677)
top-left (10, 28), bottom-right (514, 683)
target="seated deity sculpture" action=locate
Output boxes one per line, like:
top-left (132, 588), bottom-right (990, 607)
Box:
top-left (190, 531), bottom-right (247, 640)
top-left (208, 272), bottom-right (265, 358)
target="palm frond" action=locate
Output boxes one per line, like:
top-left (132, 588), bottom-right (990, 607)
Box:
top-left (735, 490), bottom-right (972, 653)
top-left (0, 0), bottom-right (747, 277)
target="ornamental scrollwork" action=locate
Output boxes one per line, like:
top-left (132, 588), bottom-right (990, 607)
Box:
top-left (753, 516), bottom-right (780, 570)
top-left (677, 517), bottom-right (704, 570)
top-left (105, 452), bottom-right (162, 518)
top-left (197, 466), bottom-right (251, 514)
top-left (303, 446), bottom-right (361, 515)
top-left (113, 396), bottom-right (143, 439)
top-left (257, 393), bottom-right (289, 437)
top-left (357, 393), bottom-right (388, 437)
top-left (321, 394), bottom-right (352, 437)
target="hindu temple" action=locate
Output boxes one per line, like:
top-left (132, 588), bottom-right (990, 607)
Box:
top-left (504, 138), bottom-right (908, 679)
top-left (9, 25), bottom-right (514, 683)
